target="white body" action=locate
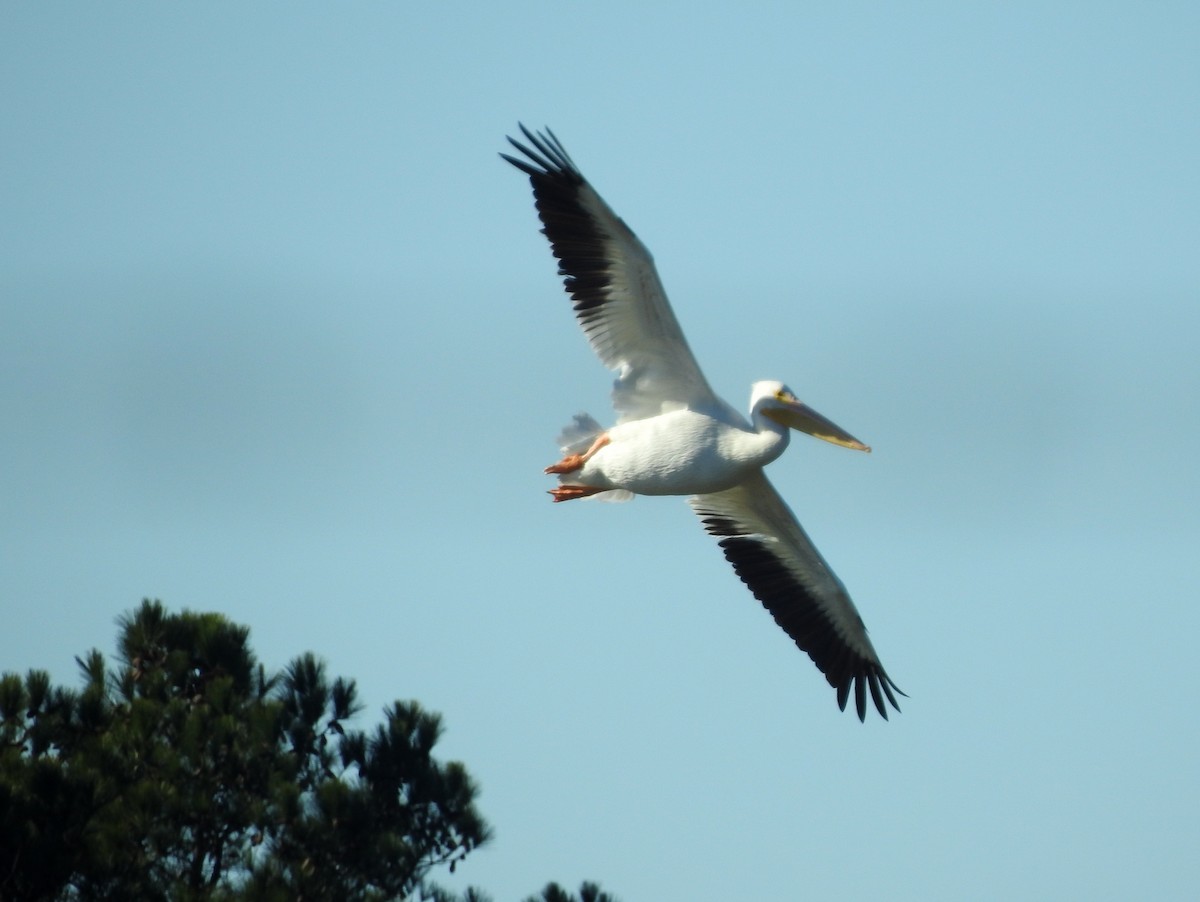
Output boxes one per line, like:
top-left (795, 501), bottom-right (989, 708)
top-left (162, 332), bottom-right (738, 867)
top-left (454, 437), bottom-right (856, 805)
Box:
top-left (576, 407), bottom-right (788, 496)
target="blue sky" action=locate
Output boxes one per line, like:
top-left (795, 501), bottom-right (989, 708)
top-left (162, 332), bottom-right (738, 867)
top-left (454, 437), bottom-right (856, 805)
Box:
top-left (3, 3), bottom-right (1198, 899)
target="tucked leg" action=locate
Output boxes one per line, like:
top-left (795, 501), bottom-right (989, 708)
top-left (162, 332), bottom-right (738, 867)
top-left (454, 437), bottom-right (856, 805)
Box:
top-left (544, 433), bottom-right (610, 475)
top-left (549, 485), bottom-right (608, 502)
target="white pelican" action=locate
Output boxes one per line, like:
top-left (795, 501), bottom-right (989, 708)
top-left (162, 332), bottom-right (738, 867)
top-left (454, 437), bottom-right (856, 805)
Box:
top-left (503, 126), bottom-right (903, 720)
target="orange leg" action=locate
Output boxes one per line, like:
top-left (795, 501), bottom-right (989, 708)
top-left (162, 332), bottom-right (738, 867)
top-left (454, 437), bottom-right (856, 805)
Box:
top-left (544, 433), bottom-right (610, 475)
top-left (549, 485), bottom-right (608, 503)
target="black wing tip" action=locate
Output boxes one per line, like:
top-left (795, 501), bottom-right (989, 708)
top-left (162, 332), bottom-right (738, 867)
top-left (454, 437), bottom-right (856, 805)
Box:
top-left (501, 123), bottom-right (582, 183)
top-left (836, 667), bottom-right (905, 722)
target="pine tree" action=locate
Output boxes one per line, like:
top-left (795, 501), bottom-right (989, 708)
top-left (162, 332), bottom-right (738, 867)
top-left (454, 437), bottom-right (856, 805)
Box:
top-left (0, 600), bottom-right (613, 901)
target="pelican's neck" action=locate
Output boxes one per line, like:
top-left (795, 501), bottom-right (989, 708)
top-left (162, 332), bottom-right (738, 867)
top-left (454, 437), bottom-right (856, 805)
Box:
top-left (745, 405), bottom-right (790, 466)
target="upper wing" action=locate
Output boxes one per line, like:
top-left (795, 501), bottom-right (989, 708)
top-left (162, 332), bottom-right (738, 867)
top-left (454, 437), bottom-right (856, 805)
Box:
top-left (503, 126), bottom-right (718, 422)
top-left (689, 470), bottom-right (903, 721)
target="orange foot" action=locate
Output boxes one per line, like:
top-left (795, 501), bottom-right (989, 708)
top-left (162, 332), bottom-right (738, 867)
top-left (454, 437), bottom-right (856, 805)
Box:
top-left (544, 453), bottom-right (586, 475)
top-left (549, 485), bottom-right (607, 503)
top-left (544, 433), bottom-right (610, 475)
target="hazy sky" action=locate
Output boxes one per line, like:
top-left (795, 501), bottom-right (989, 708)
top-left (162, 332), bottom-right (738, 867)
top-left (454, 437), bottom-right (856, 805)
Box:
top-left (3, 4), bottom-right (1198, 899)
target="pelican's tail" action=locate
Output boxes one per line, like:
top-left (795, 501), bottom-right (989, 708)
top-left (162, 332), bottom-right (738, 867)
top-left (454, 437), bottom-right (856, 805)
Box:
top-left (555, 413), bottom-right (605, 454)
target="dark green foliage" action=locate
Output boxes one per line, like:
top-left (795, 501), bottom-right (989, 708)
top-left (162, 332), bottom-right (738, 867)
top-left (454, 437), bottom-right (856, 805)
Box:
top-left (525, 882), bottom-right (620, 902)
top-left (0, 600), bottom-right (495, 901)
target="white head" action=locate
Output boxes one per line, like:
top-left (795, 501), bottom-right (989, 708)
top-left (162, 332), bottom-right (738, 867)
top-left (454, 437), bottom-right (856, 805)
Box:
top-left (750, 380), bottom-right (870, 452)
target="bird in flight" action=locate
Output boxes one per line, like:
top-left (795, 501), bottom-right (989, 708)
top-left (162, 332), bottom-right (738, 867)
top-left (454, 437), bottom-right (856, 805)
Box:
top-left (503, 126), bottom-right (902, 720)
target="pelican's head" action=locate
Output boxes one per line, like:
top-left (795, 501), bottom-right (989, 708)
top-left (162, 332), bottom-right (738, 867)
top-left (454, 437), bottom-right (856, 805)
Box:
top-left (751, 380), bottom-right (871, 452)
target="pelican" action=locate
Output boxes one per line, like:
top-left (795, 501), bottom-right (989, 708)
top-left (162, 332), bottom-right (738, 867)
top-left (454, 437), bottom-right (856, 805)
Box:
top-left (503, 126), bottom-right (902, 720)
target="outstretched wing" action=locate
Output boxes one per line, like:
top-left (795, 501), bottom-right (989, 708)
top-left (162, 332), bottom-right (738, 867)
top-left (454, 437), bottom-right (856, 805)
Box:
top-left (503, 126), bottom-right (719, 423)
top-left (690, 471), bottom-right (903, 720)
